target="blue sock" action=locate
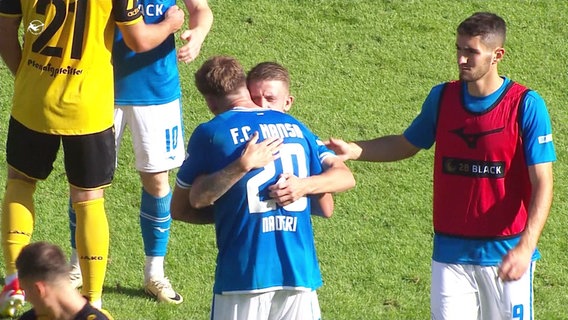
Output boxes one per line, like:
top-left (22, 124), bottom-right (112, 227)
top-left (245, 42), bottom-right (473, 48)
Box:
top-left (140, 189), bottom-right (172, 257)
top-left (68, 199), bottom-right (77, 250)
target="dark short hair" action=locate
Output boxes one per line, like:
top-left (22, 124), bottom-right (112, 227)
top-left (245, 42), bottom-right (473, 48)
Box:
top-left (457, 12), bottom-right (506, 46)
top-left (16, 241), bottom-right (70, 283)
top-left (247, 62), bottom-right (291, 90)
top-left (194, 56), bottom-right (247, 97)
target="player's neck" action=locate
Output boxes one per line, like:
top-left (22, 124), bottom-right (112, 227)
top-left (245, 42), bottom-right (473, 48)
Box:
top-left (466, 73), bottom-right (503, 97)
top-left (50, 290), bottom-right (88, 320)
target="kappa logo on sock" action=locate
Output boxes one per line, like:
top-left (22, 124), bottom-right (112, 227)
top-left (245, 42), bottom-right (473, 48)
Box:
top-left (154, 227), bottom-right (170, 233)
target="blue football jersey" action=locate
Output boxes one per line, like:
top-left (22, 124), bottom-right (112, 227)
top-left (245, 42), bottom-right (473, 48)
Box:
top-left (113, 0), bottom-right (181, 105)
top-left (177, 107), bottom-right (333, 294)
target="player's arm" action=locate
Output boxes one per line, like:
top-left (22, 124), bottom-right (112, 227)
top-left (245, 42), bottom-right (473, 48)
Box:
top-left (327, 134), bottom-right (420, 162)
top-left (118, 5), bottom-right (185, 53)
top-left (498, 162), bottom-right (553, 281)
top-left (178, 0), bottom-right (213, 63)
top-left (310, 193), bottom-right (334, 218)
top-left (171, 185), bottom-right (215, 224)
top-left (0, 16), bottom-right (22, 75)
top-left (327, 85), bottom-right (442, 162)
top-left (190, 133), bottom-right (282, 208)
top-left (269, 156), bottom-right (355, 207)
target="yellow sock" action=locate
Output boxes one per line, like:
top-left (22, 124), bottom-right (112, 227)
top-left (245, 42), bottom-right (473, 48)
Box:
top-left (74, 198), bottom-right (109, 303)
top-left (2, 179), bottom-right (35, 276)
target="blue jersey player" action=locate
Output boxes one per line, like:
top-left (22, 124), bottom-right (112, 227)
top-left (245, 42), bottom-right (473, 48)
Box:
top-left (171, 56), bottom-right (355, 319)
top-left (67, 0), bottom-right (213, 304)
top-left (327, 12), bottom-right (555, 320)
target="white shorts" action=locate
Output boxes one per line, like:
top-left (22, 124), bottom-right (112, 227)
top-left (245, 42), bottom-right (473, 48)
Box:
top-left (211, 290), bottom-right (321, 320)
top-left (114, 99), bottom-right (185, 173)
top-left (431, 260), bottom-right (535, 320)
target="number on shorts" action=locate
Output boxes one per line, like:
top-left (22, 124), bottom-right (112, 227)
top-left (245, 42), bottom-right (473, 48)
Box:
top-left (32, 0), bottom-right (87, 59)
top-left (246, 143), bottom-right (308, 213)
top-left (512, 304), bottom-right (523, 320)
top-left (165, 126), bottom-right (179, 152)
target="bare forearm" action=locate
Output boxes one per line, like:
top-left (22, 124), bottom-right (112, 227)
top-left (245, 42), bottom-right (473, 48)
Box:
top-left (311, 193), bottom-right (334, 218)
top-left (171, 186), bottom-right (215, 224)
top-left (190, 160), bottom-right (247, 208)
top-left (173, 205), bottom-right (215, 224)
top-left (354, 135), bottom-right (420, 162)
top-left (121, 23), bottom-right (176, 53)
top-left (186, 1), bottom-right (213, 43)
top-left (119, 6), bottom-right (183, 53)
top-left (518, 163), bottom-right (553, 251)
top-left (0, 17), bottom-right (22, 75)
top-left (302, 166), bottom-right (355, 195)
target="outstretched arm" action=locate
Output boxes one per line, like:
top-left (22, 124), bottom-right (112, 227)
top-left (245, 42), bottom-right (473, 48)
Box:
top-left (178, 0), bottom-right (213, 63)
top-left (118, 5), bottom-right (185, 53)
top-left (498, 162), bottom-right (553, 281)
top-left (190, 132), bottom-right (282, 208)
top-left (326, 134), bottom-right (420, 162)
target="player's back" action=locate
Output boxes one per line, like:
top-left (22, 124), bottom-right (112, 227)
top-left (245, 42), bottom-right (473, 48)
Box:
top-left (197, 107), bottom-right (325, 294)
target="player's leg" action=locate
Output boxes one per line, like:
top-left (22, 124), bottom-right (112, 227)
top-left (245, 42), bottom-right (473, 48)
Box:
top-left (269, 290), bottom-right (322, 320)
top-left (431, 260), bottom-right (480, 320)
top-left (0, 117), bottom-right (59, 317)
top-left (63, 126), bottom-right (115, 309)
top-left (211, 292), bottom-right (274, 320)
top-left (128, 100), bottom-right (185, 304)
top-left (68, 106), bottom-right (127, 289)
top-left (475, 263), bottom-right (536, 320)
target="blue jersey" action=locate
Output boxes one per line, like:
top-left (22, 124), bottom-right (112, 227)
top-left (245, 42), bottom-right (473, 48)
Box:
top-left (404, 77), bottom-right (556, 266)
top-left (113, 0), bottom-right (181, 105)
top-left (177, 107), bottom-right (334, 294)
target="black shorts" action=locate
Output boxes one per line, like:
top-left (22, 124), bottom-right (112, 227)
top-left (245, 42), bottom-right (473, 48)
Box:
top-left (6, 117), bottom-right (116, 189)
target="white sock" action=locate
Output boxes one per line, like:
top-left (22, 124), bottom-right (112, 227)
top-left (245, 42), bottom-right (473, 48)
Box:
top-left (144, 256), bottom-right (165, 283)
top-left (5, 273), bottom-right (18, 286)
top-left (70, 248), bottom-right (80, 271)
top-left (91, 299), bottom-right (102, 310)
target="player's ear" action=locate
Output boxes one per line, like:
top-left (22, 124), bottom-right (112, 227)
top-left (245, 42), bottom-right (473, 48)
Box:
top-left (492, 47), bottom-right (505, 64)
top-left (284, 95), bottom-right (295, 112)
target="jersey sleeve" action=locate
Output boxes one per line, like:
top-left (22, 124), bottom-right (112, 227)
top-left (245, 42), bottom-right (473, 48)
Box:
top-left (112, 0), bottom-right (143, 25)
top-left (176, 124), bottom-right (212, 188)
top-left (520, 90), bottom-right (556, 165)
top-left (403, 83), bottom-right (445, 150)
top-left (0, 0), bottom-right (21, 16)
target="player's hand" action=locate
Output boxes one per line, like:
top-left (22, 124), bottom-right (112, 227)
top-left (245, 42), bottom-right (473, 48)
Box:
top-left (164, 5), bottom-right (185, 33)
top-left (268, 173), bottom-right (308, 206)
top-left (498, 245), bottom-right (533, 281)
top-left (177, 30), bottom-right (205, 63)
top-left (239, 132), bottom-right (282, 172)
top-left (324, 138), bottom-right (353, 162)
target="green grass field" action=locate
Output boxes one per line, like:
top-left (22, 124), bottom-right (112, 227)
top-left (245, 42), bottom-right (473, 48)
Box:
top-left (1, 0), bottom-right (568, 319)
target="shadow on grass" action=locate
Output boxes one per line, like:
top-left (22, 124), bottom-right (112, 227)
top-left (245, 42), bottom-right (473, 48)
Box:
top-left (0, 276), bottom-right (151, 301)
top-left (104, 282), bottom-right (148, 299)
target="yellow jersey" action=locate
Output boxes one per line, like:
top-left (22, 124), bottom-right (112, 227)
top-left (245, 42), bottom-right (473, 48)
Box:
top-left (0, 0), bottom-right (142, 135)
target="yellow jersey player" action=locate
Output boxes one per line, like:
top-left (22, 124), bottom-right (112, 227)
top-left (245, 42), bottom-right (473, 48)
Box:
top-left (0, 0), bottom-right (184, 316)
